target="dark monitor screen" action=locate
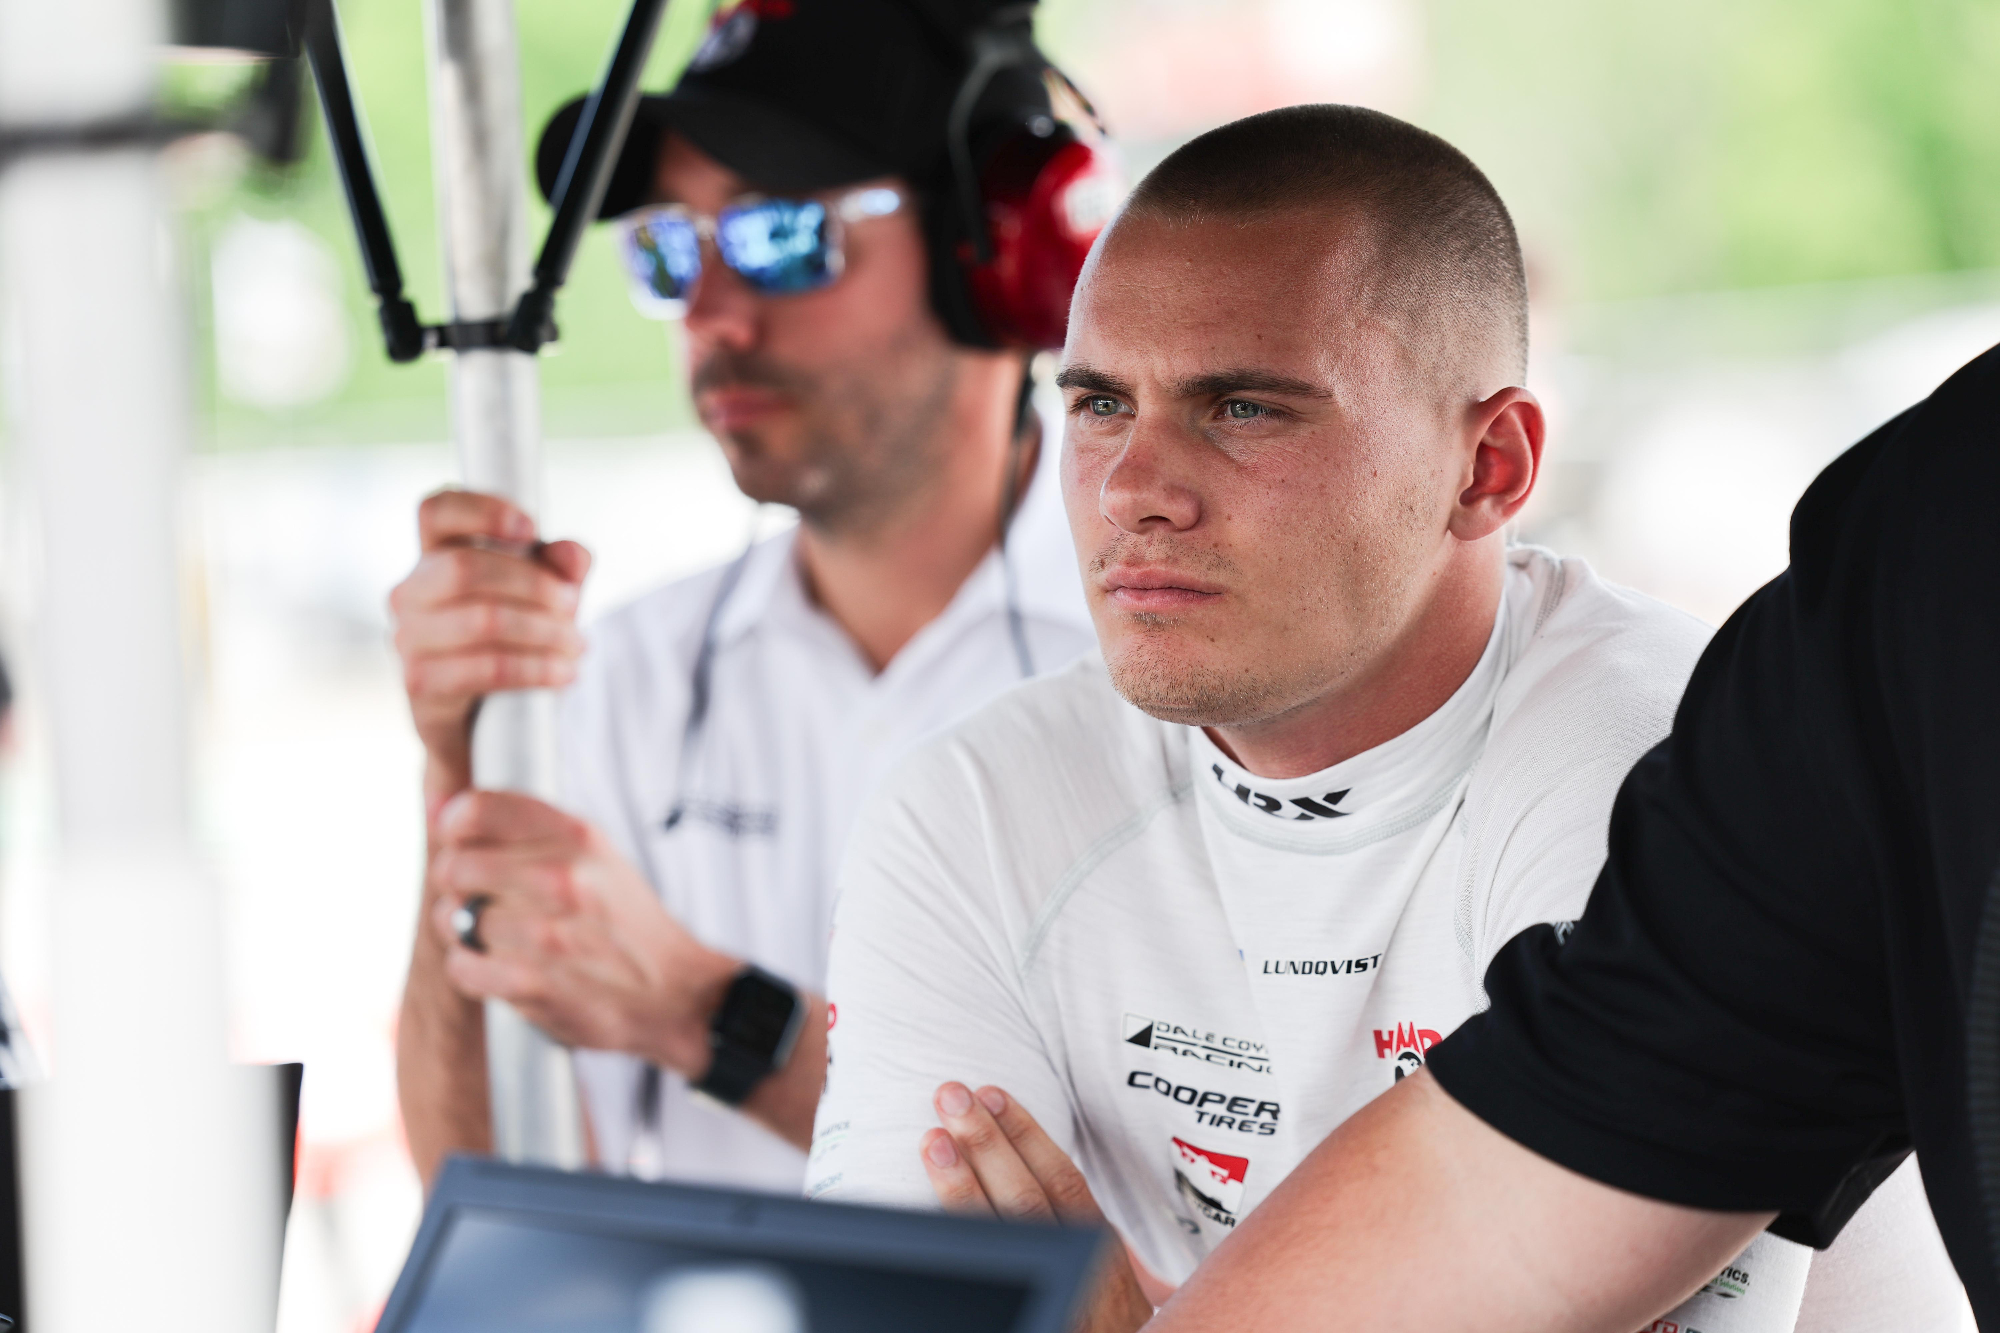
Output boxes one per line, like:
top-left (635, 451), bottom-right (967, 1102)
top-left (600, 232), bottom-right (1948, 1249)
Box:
top-left (405, 1209), bottom-right (1028, 1333)
top-left (382, 1158), bottom-right (1104, 1333)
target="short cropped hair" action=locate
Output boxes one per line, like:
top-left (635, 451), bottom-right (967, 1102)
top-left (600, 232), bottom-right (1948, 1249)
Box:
top-left (1127, 105), bottom-right (1528, 381)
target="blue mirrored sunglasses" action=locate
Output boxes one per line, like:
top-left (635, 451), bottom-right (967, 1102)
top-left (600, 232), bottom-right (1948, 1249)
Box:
top-left (614, 186), bottom-right (904, 317)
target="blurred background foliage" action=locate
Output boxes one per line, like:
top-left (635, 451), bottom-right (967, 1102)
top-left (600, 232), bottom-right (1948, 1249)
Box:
top-left (182, 0), bottom-right (717, 447)
top-left (1425, 0), bottom-right (2000, 302)
top-left (178, 0), bottom-right (2000, 443)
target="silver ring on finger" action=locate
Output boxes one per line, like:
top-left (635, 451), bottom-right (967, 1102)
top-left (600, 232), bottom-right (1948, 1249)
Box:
top-left (452, 893), bottom-right (494, 953)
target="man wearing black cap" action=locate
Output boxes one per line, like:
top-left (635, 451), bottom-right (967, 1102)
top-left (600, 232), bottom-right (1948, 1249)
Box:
top-left (389, 0), bottom-right (1104, 1192)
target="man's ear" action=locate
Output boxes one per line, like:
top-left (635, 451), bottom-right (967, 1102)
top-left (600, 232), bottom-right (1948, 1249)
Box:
top-left (1449, 387), bottom-right (1544, 542)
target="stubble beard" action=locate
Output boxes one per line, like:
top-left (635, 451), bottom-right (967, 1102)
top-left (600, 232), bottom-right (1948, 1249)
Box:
top-left (696, 327), bottom-right (961, 540)
top-left (1104, 620), bottom-right (1302, 729)
top-left (1090, 535), bottom-right (1297, 727)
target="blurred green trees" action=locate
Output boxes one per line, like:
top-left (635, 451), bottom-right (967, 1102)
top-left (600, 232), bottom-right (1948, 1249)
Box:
top-left (1423, 0), bottom-right (2000, 301)
top-left (192, 0), bottom-right (714, 446)
top-left (187, 0), bottom-right (2000, 443)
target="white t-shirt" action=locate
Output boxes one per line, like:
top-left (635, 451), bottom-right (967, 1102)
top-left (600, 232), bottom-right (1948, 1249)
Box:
top-left (556, 448), bottom-right (1096, 1193)
top-left (809, 546), bottom-right (1966, 1329)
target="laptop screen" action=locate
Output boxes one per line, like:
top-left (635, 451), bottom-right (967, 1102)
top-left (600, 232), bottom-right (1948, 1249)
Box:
top-left (403, 1209), bottom-right (1031, 1333)
top-left (381, 1160), bottom-right (1101, 1333)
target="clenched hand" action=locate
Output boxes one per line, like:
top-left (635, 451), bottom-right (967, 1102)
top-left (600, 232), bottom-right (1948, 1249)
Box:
top-left (922, 1082), bottom-right (1158, 1333)
top-left (389, 489), bottom-right (591, 808)
top-left (429, 789), bottom-right (738, 1078)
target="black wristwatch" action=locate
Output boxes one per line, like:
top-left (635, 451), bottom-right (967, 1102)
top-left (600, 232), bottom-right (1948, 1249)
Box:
top-left (692, 964), bottom-right (805, 1106)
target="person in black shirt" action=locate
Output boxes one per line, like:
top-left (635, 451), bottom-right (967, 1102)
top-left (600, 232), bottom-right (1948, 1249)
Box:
top-left (1126, 345), bottom-right (2000, 1332)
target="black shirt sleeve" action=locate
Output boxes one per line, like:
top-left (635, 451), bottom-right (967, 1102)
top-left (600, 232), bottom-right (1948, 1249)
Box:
top-left (1429, 342), bottom-right (2000, 1263)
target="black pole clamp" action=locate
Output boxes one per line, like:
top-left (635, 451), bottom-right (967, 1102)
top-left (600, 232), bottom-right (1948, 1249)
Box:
top-left (309, 0), bottom-right (664, 365)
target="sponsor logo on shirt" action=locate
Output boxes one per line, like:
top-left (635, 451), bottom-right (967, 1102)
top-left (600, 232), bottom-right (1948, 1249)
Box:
top-left (1122, 1012), bottom-right (1272, 1074)
top-left (1373, 1022), bottom-right (1442, 1081)
top-left (1699, 1264), bottom-right (1750, 1300)
top-left (1260, 953), bottom-right (1381, 977)
top-left (808, 1120), bottom-right (848, 1158)
top-left (664, 798), bottom-right (778, 837)
top-left (1171, 1137), bottom-right (1250, 1228)
top-left (1127, 1071), bottom-right (1279, 1135)
top-left (1209, 764), bottom-right (1350, 821)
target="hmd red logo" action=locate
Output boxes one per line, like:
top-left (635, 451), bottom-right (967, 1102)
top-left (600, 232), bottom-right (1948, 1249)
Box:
top-left (1373, 1022), bottom-right (1442, 1081)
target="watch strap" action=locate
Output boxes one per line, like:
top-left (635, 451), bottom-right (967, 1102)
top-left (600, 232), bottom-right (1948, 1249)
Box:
top-left (692, 964), bottom-right (802, 1107)
top-left (694, 1040), bottom-right (774, 1107)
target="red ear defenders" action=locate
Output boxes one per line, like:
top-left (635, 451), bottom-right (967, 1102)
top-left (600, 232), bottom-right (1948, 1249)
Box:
top-left (958, 117), bottom-right (1119, 350)
top-left (920, 12), bottom-right (1119, 352)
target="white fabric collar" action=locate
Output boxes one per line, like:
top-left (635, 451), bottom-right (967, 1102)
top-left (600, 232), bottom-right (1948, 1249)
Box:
top-left (1189, 577), bottom-right (1512, 851)
top-left (709, 527), bottom-right (1020, 651)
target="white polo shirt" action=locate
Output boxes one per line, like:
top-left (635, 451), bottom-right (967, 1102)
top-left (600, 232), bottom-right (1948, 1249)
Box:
top-left (556, 450), bottom-right (1096, 1194)
top-left (809, 546), bottom-right (1966, 1330)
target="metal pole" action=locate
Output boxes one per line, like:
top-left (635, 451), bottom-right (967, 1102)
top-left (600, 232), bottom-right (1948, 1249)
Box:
top-left (0, 0), bottom-right (278, 1326)
top-left (423, 0), bottom-right (585, 1169)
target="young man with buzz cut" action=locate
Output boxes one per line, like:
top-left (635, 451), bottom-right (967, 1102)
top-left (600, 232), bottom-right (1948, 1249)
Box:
top-left (806, 105), bottom-right (1966, 1331)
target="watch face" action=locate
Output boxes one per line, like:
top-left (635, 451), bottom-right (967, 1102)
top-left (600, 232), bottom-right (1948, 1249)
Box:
top-left (719, 971), bottom-right (799, 1057)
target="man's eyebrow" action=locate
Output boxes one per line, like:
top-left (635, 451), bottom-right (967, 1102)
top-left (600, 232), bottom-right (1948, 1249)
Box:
top-left (1053, 364), bottom-right (1138, 397)
top-left (1171, 369), bottom-right (1334, 401)
top-left (1053, 364), bottom-right (1335, 402)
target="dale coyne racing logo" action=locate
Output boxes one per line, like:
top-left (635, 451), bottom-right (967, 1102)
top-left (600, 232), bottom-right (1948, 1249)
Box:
top-left (1171, 1137), bottom-right (1250, 1228)
top-left (1123, 1012), bottom-right (1270, 1074)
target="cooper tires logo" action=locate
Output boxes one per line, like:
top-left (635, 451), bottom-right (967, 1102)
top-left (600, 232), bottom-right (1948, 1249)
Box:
top-left (1127, 1071), bottom-right (1278, 1135)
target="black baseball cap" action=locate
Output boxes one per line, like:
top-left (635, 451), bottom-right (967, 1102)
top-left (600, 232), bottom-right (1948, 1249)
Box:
top-left (535, 0), bottom-right (1054, 216)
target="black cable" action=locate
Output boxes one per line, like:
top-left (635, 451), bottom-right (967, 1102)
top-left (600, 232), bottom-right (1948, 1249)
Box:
top-left (662, 527), bottom-right (761, 832)
top-left (307, 0), bottom-right (674, 362)
top-left (506, 0), bottom-right (672, 353)
top-left (302, 0), bottom-right (426, 362)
